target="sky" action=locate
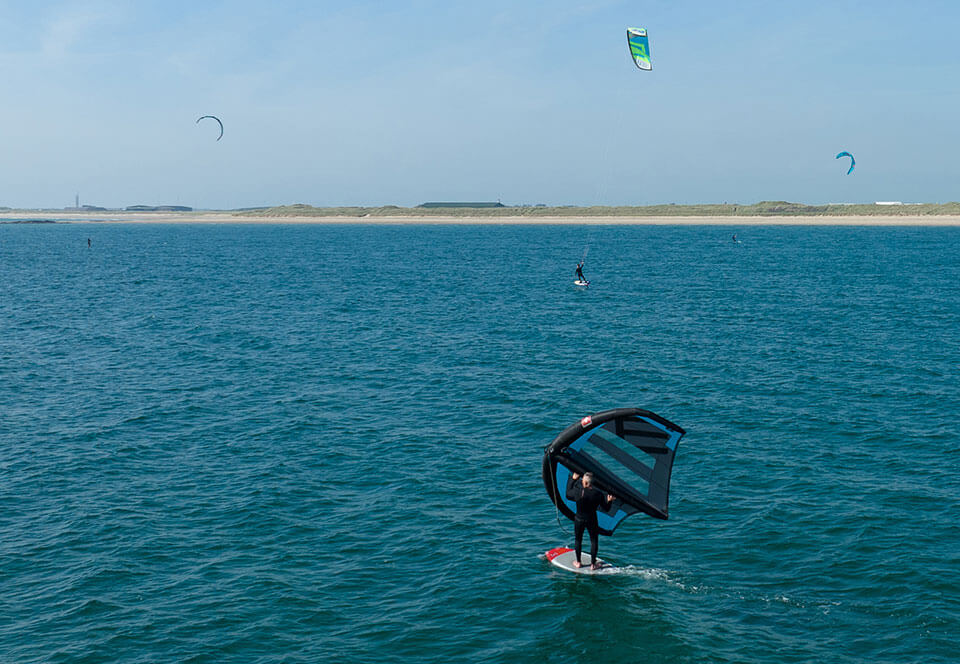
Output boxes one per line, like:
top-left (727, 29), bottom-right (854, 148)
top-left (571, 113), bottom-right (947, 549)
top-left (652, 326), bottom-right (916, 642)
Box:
top-left (2, 0), bottom-right (960, 209)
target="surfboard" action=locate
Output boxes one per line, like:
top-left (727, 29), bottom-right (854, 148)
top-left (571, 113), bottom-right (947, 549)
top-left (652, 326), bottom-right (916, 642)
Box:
top-left (545, 547), bottom-right (613, 574)
top-left (574, 280), bottom-right (590, 287)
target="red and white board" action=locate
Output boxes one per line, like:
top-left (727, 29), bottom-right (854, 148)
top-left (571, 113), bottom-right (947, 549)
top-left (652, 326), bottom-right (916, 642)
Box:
top-left (545, 547), bottom-right (613, 574)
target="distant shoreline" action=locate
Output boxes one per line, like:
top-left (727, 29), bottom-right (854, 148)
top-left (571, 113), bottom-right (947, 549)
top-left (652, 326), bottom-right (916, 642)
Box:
top-left (2, 210), bottom-right (960, 226)
top-left (236, 201), bottom-right (960, 219)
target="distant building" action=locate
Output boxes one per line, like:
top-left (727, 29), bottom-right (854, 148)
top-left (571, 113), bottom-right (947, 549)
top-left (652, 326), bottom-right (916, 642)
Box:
top-left (124, 205), bottom-right (193, 212)
top-left (65, 202), bottom-right (107, 211)
top-left (418, 201), bottom-right (506, 208)
top-left (875, 201), bottom-right (903, 206)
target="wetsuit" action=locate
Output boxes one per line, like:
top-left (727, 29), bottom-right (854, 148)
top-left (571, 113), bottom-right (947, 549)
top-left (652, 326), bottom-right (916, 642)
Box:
top-left (565, 475), bottom-right (613, 565)
top-left (576, 264), bottom-right (586, 282)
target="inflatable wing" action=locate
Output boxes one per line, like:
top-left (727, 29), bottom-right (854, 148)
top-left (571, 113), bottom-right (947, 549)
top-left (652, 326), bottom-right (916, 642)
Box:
top-left (543, 408), bottom-right (685, 536)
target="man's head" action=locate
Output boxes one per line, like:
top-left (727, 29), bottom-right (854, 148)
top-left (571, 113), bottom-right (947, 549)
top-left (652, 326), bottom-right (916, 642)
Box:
top-left (582, 472), bottom-right (594, 488)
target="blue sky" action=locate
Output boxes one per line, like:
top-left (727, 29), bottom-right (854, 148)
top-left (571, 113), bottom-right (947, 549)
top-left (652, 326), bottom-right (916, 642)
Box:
top-left (2, 0), bottom-right (959, 208)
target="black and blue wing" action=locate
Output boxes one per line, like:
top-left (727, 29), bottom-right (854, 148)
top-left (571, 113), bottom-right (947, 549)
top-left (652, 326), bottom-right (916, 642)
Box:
top-left (542, 408), bottom-right (685, 536)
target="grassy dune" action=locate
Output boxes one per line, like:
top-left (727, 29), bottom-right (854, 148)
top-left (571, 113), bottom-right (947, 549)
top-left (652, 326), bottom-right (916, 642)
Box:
top-left (240, 201), bottom-right (960, 218)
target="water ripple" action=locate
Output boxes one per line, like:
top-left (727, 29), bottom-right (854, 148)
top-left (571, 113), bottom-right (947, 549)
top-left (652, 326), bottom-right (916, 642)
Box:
top-left (0, 224), bottom-right (957, 663)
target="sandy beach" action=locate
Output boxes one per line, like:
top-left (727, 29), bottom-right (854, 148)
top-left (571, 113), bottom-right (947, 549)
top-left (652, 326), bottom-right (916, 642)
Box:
top-left (4, 210), bottom-right (960, 226)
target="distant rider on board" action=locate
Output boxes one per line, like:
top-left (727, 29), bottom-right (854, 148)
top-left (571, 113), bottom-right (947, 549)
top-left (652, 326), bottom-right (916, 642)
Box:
top-left (576, 262), bottom-right (587, 283)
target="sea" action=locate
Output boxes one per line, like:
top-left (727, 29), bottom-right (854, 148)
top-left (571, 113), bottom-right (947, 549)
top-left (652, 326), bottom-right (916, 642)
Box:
top-left (1, 222), bottom-right (957, 663)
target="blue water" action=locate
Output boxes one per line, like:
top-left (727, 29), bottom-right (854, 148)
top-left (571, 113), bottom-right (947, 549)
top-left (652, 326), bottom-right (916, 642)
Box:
top-left (2, 223), bottom-right (958, 663)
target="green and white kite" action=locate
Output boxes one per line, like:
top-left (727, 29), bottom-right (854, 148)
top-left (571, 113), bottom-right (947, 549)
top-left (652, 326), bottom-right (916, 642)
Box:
top-left (627, 27), bottom-right (651, 71)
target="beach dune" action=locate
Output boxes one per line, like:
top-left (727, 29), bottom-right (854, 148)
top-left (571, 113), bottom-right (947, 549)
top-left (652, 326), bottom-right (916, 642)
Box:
top-left (3, 210), bottom-right (960, 226)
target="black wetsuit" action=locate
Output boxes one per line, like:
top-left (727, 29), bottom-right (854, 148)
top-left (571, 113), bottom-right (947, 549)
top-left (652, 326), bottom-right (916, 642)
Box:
top-left (566, 475), bottom-right (613, 565)
top-left (576, 264), bottom-right (586, 282)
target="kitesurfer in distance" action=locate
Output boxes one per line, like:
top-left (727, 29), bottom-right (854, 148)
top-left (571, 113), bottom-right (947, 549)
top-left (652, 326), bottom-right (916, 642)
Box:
top-left (575, 261), bottom-right (587, 283)
top-left (566, 472), bottom-right (614, 569)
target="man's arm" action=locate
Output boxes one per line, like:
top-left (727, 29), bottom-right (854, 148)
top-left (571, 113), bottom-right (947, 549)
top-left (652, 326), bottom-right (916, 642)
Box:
top-left (565, 473), bottom-right (582, 501)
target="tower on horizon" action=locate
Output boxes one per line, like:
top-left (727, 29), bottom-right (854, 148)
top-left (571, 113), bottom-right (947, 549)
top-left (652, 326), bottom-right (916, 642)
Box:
top-left (75, 193), bottom-right (79, 208)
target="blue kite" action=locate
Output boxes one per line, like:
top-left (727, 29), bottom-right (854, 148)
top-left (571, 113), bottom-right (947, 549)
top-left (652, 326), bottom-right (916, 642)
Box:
top-left (836, 151), bottom-right (855, 175)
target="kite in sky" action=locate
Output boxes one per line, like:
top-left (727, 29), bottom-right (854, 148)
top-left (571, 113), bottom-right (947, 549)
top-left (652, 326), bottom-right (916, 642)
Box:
top-left (836, 151), bottom-right (855, 175)
top-left (627, 27), bottom-right (652, 71)
top-left (196, 115), bottom-right (224, 141)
